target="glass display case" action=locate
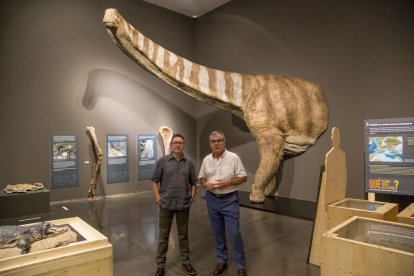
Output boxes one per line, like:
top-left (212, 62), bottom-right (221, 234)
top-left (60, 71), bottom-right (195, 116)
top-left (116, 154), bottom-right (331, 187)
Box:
top-left (0, 217), bottom-right (113, 276)
top-left (322, 216), bottom-right (414, 276)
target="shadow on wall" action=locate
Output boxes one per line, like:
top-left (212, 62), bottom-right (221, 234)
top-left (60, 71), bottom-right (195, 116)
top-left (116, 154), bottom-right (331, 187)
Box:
top-left (82, 68), bottom-right (158, 111)
top-left (81, 68), bottom-right (197, 161)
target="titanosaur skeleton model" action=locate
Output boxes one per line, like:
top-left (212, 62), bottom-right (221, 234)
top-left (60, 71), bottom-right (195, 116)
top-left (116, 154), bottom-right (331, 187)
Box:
top-left (103, 9), bottom-right (328, 202)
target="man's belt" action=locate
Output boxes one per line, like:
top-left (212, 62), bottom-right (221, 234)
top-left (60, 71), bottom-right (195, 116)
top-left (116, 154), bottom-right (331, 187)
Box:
top-left (208, 191), bottom-right (237, 199)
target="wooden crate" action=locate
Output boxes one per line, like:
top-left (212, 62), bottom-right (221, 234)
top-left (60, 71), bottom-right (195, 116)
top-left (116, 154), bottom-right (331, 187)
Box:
top-left (397, 203), bottom-right (414, 225)
top-left (321, 216), bottom-right (414, 276)
top-left (327, 198), bottom-right (398, 228)
top-left (0, 217), bottom-right (113, 276)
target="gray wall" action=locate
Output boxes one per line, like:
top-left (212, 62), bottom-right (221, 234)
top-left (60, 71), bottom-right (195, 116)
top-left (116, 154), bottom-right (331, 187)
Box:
top-left (0, 0), bottom-right (198, 201)
top-left (195, 0), bottom-right (414, 201)
top-left (0, 0), bottom-right (413, 203)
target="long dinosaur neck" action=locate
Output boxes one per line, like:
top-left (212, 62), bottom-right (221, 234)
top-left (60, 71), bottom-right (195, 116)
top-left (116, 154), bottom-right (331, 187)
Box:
top-left (103, 9), bottom-right (248, 118)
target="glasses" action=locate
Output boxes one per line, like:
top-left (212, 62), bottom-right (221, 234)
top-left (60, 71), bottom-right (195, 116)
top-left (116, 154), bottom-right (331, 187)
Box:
top-left (209, 139), bottom-right (224, 144)
top-left (171, 141), bottom-right (185, 145)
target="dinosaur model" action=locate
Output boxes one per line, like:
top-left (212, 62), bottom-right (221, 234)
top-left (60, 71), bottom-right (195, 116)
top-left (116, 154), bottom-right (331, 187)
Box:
top-left (103, 8), bottom-right (328, 202)
top-left (0, 222), bottom-right (69, 254)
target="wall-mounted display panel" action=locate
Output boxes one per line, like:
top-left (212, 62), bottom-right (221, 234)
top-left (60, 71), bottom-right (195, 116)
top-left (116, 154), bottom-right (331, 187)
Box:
top-left (137, 134), bottom-right (157, 180)
top-left (51, 134), bottom-right (79, 189)
top-left (364, 117), bottom-right (414, 195)
top-left (106, 134), bottom-right (129, 184)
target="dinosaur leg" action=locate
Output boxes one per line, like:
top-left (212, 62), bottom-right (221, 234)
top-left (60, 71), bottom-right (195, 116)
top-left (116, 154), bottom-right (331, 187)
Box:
top-left (264, 177), bottom-right (278, 197)
top-left (249, 133), bottom-right (284, 203)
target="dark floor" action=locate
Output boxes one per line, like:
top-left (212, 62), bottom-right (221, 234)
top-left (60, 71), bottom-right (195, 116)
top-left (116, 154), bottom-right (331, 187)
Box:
top-left (1, 190), bottom-right (320, 276)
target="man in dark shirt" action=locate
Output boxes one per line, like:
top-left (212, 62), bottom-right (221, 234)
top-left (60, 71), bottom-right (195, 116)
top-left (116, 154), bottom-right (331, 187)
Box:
top-left (151, 133), bottom-right (198, 276)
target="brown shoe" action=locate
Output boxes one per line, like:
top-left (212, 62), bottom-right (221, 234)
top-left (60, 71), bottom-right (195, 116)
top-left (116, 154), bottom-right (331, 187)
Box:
top-left (182, 263), bottom-right (197, 275)
top-left (213, 263), bottom-right (227, 275)
top-left (238, 268), bottom-right (247, 276)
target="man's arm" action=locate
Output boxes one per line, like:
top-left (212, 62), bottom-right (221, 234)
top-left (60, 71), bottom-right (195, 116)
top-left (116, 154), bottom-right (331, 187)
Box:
top-left (191, 184), bottom-right (197, 202)
top-left (151, 180), bottom-right (161, 204)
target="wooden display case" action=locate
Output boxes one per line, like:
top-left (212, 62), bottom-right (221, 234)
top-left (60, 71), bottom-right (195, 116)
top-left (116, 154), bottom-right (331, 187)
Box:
top-left (0, 217), bottom-right (113, 276)
top-left (327, 198), bottom-right (398, 228)
top-left (397, 203), bottom-right (414, 225)
top-left (321, 216), bottom-right (414, 276)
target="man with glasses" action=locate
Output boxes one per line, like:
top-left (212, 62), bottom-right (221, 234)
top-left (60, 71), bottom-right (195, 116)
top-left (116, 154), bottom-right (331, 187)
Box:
top-left (151, 134), bottom-right (198, 276)
top-left (199, 131), bottom-right (248, 276)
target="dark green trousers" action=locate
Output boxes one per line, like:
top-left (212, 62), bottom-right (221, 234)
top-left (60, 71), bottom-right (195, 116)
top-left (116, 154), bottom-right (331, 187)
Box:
top-left (156, 206), bottom-right (190, 267)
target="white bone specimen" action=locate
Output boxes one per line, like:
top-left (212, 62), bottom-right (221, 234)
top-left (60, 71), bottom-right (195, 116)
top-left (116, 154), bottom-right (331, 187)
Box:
top-left (85, 126), bottom-right (104, 198)
top-left (158, 126), bottom-right (173, 155)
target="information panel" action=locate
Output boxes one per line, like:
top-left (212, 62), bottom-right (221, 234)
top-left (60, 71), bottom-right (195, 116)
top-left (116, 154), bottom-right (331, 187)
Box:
top-left (137, 134), bottom-right (157, 180)
top-left (364, 117), bottom-right (414, 195)
top-left (106, 134), bottom-right (129, 184)
top-left (51, 134), bottom-right (79, 189)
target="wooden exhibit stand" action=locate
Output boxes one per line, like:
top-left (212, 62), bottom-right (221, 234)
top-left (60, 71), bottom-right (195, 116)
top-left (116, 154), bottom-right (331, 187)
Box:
top-left (397, 203), bottom-right (414, 225)
top-left (321, 216), bottom-right (414, 276)
top-left (0, 189), bottom-right (50, 219)
top-left (309, 127), bottom-right (400, 267)
top-left (0, 217), bottom-right (113, 276)
top-left (309, 127), bottom-right (347, 266)
top-left (327, 198), bottom-right (398, 228)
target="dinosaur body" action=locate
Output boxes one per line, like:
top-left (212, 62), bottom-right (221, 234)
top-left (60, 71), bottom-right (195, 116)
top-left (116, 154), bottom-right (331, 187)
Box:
top-left (103, 9), bottom-right (328, 202)
top-left (0, 222), bottom-right (68, 254)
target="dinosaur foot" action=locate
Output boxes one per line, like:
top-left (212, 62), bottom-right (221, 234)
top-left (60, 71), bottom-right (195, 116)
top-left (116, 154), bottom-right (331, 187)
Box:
top-left (249, 190), bottom-right (265, 203)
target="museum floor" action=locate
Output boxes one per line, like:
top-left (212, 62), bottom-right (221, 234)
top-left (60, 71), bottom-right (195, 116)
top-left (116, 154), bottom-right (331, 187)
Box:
top-left (1, 191), bottom-right (320, 276)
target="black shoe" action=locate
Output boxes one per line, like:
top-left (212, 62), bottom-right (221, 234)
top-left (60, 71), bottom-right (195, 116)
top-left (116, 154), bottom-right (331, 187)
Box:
top-left (238, 268), bottom-right (247, 276)
top-left (155, 267), bottom-right (165, 276)
top-left (213, 263), bottom-right (227, 275)
top-left (182, 263), bottom-right (197, 275)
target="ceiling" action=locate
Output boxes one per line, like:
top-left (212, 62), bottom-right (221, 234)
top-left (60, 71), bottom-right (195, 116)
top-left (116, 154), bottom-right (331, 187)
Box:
top-left (143, 0), bottom-right (231, 18)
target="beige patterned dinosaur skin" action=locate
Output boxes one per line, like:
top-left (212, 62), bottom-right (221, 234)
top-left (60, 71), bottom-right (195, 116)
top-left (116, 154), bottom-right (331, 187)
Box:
top-left (103, 9), bottom-right (328, 203)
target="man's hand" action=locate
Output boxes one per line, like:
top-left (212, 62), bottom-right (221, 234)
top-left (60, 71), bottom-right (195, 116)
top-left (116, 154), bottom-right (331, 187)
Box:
top-left (204, 179), bottom-right (227, 191)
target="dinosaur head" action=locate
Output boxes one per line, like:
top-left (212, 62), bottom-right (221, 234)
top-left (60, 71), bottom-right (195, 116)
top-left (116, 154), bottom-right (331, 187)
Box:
top-left (103, 8), bottom-right (120, 30)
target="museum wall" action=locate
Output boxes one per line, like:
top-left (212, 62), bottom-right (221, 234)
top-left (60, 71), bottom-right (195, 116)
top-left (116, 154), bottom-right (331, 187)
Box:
top-left (0, 0), bottom-right (199, 201)
top-left (194, 0), bottom-right (414, 201)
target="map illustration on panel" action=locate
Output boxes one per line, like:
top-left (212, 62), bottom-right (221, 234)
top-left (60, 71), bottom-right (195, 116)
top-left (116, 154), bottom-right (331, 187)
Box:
top-left (368, 136), bottom-right (403, 162)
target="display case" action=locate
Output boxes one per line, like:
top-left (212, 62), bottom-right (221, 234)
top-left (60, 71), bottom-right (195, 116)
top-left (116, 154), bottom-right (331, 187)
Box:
top-left (321, 216), bottom-right (414, 276)
top-left (397, 203), bottom-right (414, 225)
top-left (0, 217), bottom-right (113, 276)
top-left (327, 198), bottom-right (398, 228)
